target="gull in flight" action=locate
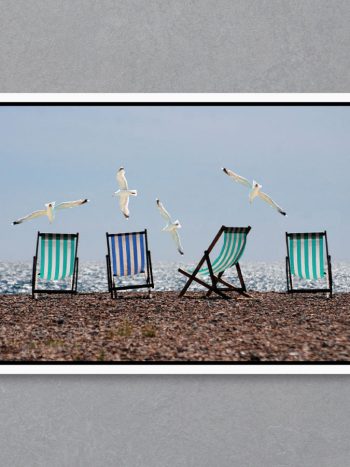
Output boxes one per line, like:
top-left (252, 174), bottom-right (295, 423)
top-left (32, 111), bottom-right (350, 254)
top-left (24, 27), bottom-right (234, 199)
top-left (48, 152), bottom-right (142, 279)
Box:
top-left (222, 167), bottom-right (287, 216)
top-left (113, 167), bottom-right (137, 219)
top-left (156, 199), bottom-right (184, 255)
top-left (12, 199), bottom-right (90, 225)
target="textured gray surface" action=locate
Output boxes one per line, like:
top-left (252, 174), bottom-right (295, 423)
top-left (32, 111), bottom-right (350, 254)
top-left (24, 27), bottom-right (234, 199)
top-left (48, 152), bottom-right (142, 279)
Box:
top-left (0, 0), bottom-right (349, 92)
top-left (1, 1), bottom-right (350, 466)
top-left (0, 376), bottom-right (348, 467)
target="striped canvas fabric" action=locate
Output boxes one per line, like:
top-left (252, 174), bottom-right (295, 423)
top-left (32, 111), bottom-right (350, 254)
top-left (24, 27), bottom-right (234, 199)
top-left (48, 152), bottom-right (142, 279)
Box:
top-left (110, 232), bottom-right (146, 277)
top-left (199, 229), bottom-right (248, 276)
top-left (288, 233), bottom-right (325, 280)
top-left (39, 234), bottom-right (77, 281)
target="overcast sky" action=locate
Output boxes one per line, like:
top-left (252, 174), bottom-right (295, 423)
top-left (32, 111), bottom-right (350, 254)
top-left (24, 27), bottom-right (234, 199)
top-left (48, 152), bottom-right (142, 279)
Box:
top-left (1, 105), bottom-right (349, 263)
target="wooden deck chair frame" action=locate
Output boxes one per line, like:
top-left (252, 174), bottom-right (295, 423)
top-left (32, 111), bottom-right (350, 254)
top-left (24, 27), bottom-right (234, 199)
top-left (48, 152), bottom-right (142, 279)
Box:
top-left (32, 232), bottom-right (79, 298)
top-left (285, 231), bottom-right (333, 297)
top-left (106, 230), bottom-right (154, 299)
top-left (178, 226), bottom-right (251, 299)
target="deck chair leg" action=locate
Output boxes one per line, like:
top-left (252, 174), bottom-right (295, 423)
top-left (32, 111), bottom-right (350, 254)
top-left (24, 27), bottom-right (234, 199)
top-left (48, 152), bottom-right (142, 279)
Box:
top-left (215, 276), bottom-right (251, 298)
top-left (235, 263), bottom-right (246, 292)
top-left (106, 255), bottom-right (109, 290)
top-left (178, 269), bottom-right (197, 297)
top-left (289, 263), bottom-right (294, 295)
top-left (32, 256), bottom-right (37, 299)
top-left (110, 275), bottom-right (115, 299)
top-left (178, 279), bottom-right (192, 297)
top-left (207, 252), bottom-right (249, 299)
top-left (179, 268), bottom-right (230, 299)
top-left (72, 257), bottom-right (79, 295)
top-left (206, 272), bottom-right (224, 297)
top-left (113, 279), bottom-right (118, 299)
top-left (75, 259), bottom-right (79, 292)
top-left (147, 250), bottom-right (154, 287)
top-left (178, 271), bottom-right (198, 297)
top-left (205, 251), bottom-right (219, 298)
top-left (178, 253), bottom-right (208, 297)
top-left (328, 255), bottom-right (333, 298)
top-left (285, 257), bottom-right (290, 292)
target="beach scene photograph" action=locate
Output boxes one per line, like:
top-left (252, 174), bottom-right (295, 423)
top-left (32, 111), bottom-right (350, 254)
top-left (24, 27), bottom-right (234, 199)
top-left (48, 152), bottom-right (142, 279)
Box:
top-left (0, 103), bottom-right (349, 363)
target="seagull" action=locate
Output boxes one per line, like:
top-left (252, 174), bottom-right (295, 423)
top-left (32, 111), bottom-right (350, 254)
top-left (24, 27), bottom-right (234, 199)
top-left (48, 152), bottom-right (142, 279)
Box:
top-left (113, 167), bottom-right (137, 219)
top-left (222, 167), bottom-right (287, 216)
top-left (156, 199), bottom-right (184, 255)
top-left (12, 199), bottom-right (89, 225)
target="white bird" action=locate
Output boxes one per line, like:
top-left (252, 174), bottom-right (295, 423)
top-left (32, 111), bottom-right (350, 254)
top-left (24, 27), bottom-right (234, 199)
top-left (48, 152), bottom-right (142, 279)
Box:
top-left (222, 167), bottom-right (287, 216)
top-left (113, 167), bottom-right (137, 219)
top-left (12, 199), bottom-right (89, 225)
top-left (156, 199), bottom-right (184, 255)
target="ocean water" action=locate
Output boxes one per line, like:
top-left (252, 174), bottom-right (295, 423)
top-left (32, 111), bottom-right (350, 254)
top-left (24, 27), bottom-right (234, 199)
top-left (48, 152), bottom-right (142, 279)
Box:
top-left (0, 261), bottom-right (349, 294)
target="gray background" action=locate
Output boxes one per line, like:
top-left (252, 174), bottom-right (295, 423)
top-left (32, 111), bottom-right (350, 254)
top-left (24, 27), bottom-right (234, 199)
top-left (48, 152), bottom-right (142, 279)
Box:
top-left (0, 376), bottom-right (349, 467)
top-left (1, 1), bottom-right (350, 466)
top-left (0, 0), bottom-right (349, 92)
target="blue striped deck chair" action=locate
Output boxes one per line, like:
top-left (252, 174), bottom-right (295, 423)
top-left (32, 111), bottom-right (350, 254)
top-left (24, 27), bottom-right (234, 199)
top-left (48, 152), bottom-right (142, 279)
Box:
top-left (178, 226), bottom-right (251, 299)
top-left (32, 232), bottom-right (79, 298)
top-left (106, 230), bottom-right (154, 298)
top-left (286, 231), bottom-right (333, 297)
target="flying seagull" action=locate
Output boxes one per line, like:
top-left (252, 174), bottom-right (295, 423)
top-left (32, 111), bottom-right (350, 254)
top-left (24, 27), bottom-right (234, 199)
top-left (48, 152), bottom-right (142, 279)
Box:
top-left (113, 167), bottom-right (137, 219)
top-left (12, 199), bottom-right (89, 225)
top-left (156, 199), bottom-right (184, 255)
top-left (222, 167), bottom-right (287, 216)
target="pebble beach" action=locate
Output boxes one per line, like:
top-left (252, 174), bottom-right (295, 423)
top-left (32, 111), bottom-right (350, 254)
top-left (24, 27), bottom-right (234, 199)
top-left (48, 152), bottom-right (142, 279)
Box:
top-left (0, 291), bottom-right (349, 362)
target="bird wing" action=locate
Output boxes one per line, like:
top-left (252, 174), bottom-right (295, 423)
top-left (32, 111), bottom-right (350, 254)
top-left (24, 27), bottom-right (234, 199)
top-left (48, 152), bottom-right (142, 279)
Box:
top-left (258, 191), bottom-right (287, 216)
top-left (56, 199), bottom-right (89, 210)
top-left (12, 209), bottom-right (47, 225)
top-left (119, 192), bottom-right (130, 218)
top-left (171, 229), bottom-right (184, 255)
top-left (223, 167), bottom-right (251, 188)
top-left (116, 168), bottom-right (128, 190)
top-left (156, 199), bottom-right (172, 222)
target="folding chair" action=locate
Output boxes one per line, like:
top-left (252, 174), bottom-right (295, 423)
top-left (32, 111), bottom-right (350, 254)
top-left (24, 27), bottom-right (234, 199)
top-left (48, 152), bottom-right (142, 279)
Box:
top-left (286, 231), bottom-right (333, 297)
top-left (178, 226), bottom-right (251, 299)
top-left (106, 230), bottom-right (154, 298)
top-left (32, 232), bottom-right (79, 298)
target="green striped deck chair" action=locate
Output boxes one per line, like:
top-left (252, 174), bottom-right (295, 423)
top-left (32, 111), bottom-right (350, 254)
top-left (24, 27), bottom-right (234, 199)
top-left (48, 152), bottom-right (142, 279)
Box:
top-left (32, 232), bottom-right (79, 298)
top-left (178, 226), bottom-right (251, 299)
top-left (286, 231), bottom-right (333, 297)
top-left (106, 230), bottom-right (154, 298)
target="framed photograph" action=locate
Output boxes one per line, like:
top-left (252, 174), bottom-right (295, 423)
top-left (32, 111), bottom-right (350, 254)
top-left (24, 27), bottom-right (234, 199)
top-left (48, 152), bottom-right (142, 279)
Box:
top-left (1, 93), bottom-right (349, 374)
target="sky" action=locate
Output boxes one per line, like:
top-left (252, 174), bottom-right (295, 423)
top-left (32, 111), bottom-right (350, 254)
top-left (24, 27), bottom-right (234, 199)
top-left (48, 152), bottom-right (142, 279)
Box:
top-left (0, 105), bottom-right (349, 263)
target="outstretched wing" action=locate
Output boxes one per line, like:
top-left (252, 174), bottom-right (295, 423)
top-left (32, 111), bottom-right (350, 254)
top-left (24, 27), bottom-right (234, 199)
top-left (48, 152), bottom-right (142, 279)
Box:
top-left (258, 191), bottom-right (287, 216)
top-left (222, 167), bottom-right (251, 188)
top-left (119, 193), bottom-right (130, 218)
top-left (116, 167), bottom-right (128, 190)
top-left (156, 199), bottom-right (171, 222)
top-left (171, 230), bottom-right (184, 255)
top-left (56, 199), bottom-right (89, 210)
top-left (12, 209), bottom-right (47, 225)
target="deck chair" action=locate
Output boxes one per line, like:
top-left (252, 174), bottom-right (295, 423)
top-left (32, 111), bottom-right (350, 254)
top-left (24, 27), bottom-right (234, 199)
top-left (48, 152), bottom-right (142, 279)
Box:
top-left (285, 231), bottom-right (333, 297)
top-left (178, 226), bottom-right (251, 299)
top-left (106, 230), bottom-right (154, 298)
top-left (32, 232), bottom-right (79, 298)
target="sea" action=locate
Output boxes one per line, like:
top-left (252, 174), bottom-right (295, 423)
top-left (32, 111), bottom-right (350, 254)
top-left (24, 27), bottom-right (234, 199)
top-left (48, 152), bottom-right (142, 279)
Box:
top-left (0, 262), bottom-right (349, 294)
